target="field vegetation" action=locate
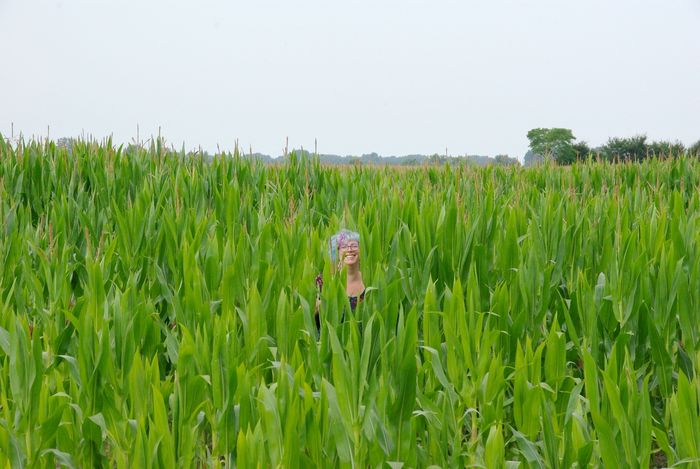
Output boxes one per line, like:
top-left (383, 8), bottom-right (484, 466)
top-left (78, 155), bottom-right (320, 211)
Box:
top-left (0, 137), bottom-right (699, 467)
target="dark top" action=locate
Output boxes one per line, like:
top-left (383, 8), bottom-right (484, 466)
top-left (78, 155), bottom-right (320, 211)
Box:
top-left (315, 273), bottom-right (366, 327)
top-left (348, 289), bottom-right (366, 311)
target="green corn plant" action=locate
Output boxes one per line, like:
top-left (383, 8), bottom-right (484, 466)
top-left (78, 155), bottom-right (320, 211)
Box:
top-left (0, 136), bottom-right (699, 466)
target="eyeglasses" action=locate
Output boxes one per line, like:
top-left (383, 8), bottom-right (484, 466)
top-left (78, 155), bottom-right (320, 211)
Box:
top-left (340, 242), bottom-right (359, 251)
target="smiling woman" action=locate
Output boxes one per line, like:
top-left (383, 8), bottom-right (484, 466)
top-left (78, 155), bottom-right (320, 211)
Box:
top-left (314, 229), bottom-right (366, 329)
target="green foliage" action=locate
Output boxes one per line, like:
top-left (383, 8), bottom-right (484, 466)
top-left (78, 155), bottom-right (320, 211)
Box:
top-left (572, 141), bottom-right (591, 161)
top-left (494, 154), bottom-right (520, 166)
top-left (689, 139), bottom-right (700, 157)
top-left (601, 134), bottom-right (649, 161)
top-left (0, 137), bottom-right (699, 466)
top-left (647, 140), bottom-right (686, 159)
top-left (526, 127), bottom-right (577, 164)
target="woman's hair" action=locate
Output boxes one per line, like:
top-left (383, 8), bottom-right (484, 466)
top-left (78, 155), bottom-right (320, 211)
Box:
top-left (329, 229), bottom-right (360, 264)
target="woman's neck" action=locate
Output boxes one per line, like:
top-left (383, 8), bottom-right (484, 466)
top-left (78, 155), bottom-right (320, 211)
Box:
top-left (346, 264), bottom-right (363, 282)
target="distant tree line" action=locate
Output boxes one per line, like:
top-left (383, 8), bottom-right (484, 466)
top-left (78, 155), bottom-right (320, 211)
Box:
top-left (251, 149), bottom-right (520, 167)
top-left (525, 128), bottom-right (700, 166)
top-left (44, 138), bottom-right (521, 167)
top-left (40, 133), bottom-right (700, 168)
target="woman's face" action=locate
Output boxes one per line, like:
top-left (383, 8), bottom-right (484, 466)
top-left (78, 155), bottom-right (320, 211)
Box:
top-left (339, 240), bottom-right (360, 267)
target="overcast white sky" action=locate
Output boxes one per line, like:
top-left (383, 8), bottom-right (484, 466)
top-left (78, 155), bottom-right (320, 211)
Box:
top-left (1, 0), bottom-right (699, 159)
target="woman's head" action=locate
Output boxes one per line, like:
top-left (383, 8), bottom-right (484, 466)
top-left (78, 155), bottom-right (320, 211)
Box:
top-left (330, 229), bottom-right (361, 270)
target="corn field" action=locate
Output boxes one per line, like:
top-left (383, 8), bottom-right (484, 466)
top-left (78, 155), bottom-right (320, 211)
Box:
top-left (0, 137), bottom-right (699, 468)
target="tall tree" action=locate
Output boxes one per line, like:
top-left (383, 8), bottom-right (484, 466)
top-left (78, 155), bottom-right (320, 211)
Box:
top-left (601, 135), bottom-right (648, 161)
top-left (647, 140), bottom-right (685, 158)
top-left (690, 140), bottom-right (700, 157)
top-left (526, 128), bottom-right (576, 164)
top-left (572, 141), bottom-right (591, 161)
